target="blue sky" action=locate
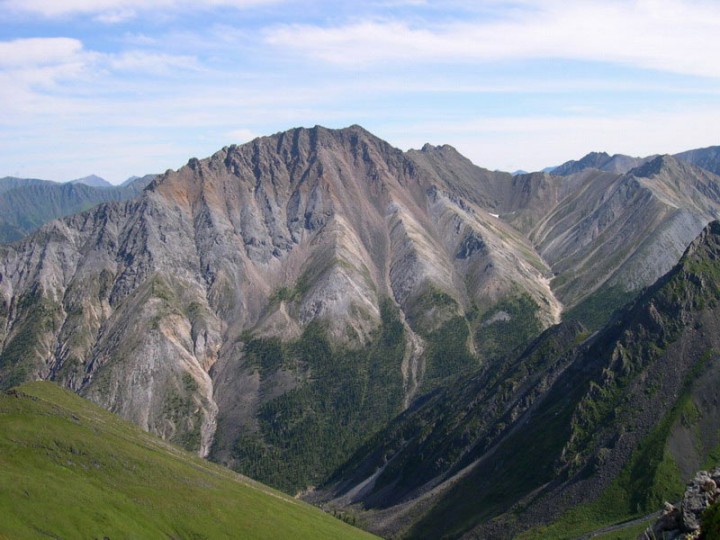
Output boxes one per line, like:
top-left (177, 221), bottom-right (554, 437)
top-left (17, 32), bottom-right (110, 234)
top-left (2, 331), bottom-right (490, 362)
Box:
top-left (1, 0), bottom-right (720, 183)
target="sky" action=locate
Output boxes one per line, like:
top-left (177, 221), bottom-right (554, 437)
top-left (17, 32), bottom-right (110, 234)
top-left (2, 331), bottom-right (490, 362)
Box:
top-left (1, 0), bottom-right (720, 184)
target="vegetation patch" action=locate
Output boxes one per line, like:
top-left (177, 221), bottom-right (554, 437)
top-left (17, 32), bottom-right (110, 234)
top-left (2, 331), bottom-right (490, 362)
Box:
top-left (475, 293), bottom-right (542, 365)
top-left (421, 315), bottom-right (477, 390)
top-left (231, 298), bottom-right (406, 493)
top-left (564, 284), bottom-right (632, 332)
top-left (0, 289), bottom-right (61, 390)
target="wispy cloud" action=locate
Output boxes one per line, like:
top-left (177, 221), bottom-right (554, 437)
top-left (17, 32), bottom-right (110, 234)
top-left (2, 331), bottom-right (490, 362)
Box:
top-left (1, 0), bottom-right (286, 20)
top-left (266, 0), bottom-right (720, 78)
top-left (0, 38), bottom-right (86, 68)
top-left (1, 0), bottom-right (719, 183)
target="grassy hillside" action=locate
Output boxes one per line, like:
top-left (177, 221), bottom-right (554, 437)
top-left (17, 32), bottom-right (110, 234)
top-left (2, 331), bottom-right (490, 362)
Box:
top-left (0, 381), bottom-right (376, 540)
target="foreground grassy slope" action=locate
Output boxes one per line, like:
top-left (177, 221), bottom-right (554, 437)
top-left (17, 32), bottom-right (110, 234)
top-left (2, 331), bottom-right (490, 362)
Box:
top-left (0, 382), bottom-right (376, 540)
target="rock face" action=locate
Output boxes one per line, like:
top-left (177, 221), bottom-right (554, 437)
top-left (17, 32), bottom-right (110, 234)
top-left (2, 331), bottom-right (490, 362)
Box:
top-left (675, 145), bottom-right (720, 176)
top-left (640, 468), bottom-right (720, 539)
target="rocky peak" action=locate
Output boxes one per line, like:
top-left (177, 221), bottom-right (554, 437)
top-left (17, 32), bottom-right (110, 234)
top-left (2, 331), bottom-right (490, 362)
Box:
top-left (630, 154), bottom-right (679, 178)
top-left (551, 151), bottom-right (611, 175)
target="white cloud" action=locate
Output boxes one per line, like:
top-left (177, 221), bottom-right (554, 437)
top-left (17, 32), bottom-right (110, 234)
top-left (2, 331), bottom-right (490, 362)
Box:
top-left (0, 38), bottom-right (85, 68)
top-left (1, 0), bottom-right (286, 19)
top-left (94, 8), bottom-right (137, 23)
top-left (108, 51), bottom-right (201, 73)
top-left (265, 0), bottom-right (720, 78)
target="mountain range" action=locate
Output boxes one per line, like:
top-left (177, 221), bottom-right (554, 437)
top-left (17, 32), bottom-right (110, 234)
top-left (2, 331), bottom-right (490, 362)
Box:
top-left (0, 174), bottom-right (155, 243)
top-left (1, 125), bottom-right (720, 538)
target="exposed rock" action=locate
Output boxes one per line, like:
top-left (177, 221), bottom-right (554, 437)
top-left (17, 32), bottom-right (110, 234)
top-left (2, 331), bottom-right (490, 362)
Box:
top-left (640, 468), bottom-right (720, 539)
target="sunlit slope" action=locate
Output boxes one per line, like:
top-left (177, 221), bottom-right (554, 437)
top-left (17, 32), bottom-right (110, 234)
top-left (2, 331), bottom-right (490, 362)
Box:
top-left (0, 381), bottom-right (376, 540)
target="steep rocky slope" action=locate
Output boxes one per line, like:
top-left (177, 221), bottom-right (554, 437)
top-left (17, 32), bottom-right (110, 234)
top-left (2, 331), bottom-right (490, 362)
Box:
top-left (0, 126), bottom-right (559, 492)
top-left (502, 157), bottom-right (720, 328)
top-left (314, 221), bottom-right (720, 539)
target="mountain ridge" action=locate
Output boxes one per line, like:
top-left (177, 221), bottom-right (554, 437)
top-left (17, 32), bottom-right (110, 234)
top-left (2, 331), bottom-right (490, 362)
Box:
top-left (1, 125), bottom-right (720, 538)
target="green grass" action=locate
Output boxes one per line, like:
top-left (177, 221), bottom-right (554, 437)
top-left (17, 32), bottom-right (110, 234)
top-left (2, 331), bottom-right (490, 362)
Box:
top-left (0, 381), bottom-right (377, 540)
top-left (702, 500), bottom-right (720, 539)
top-left (591, 519), bottom-right (655, 540)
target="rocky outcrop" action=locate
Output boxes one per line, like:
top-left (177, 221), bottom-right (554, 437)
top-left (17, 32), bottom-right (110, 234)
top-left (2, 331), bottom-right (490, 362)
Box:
top-left (640, 468), bottom-right (720, 539)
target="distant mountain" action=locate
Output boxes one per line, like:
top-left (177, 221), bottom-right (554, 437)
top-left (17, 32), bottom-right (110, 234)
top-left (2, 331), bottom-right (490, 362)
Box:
top-left (69, 174), bottom-right (113, 188)
top-left (315, 221), bottom-right (720, 539)
top-left (551, 151), bottom-right (653, 176)
top-left (511, 169), bottom-right (528, 176)
top-left (0, 381), bottom-right (373, 540)
top-left (0, 175), bottom-right (154, 243)
top-left (0, 176), bottom-right (55, 194)
top-left (549, 144), bottom-right (720, 179)
top-left (674, 145), bottom-right (720, 176)
top-left (121, 173), bottom-right (157, 189)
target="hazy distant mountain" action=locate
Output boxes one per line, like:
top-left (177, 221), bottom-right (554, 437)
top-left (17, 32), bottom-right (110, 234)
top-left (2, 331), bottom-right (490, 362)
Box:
top-left (550, 145), bottom-right (720, 179)
top-left (551, 151), bottom-right (653, 176)
top-left (0, 176), bottom-right (54, 194)
top-left (121, 174), bottom-right (157, 189)
top-left (69, 174), bottom-right (113, 188)
top-left (674, 145), bottom-right (720, 176)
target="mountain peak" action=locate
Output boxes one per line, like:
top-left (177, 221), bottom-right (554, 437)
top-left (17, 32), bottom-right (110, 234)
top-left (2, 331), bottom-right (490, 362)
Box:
top-left (629, 154), bottom-right (678, 178)
top-left (551, 151), bottom-right (612, 175)
top-left (69, 174), bottom-right (112, 188)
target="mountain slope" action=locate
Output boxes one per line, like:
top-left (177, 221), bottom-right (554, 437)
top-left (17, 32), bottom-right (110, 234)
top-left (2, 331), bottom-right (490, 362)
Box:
top-left (0, 176), bottom-right (50, 195)
top-left (516, 156), bottom-right (720, 326)
top-left (675, 145), bottom-right (720, 176)
top-left (0, 125), bottom-right (560, 494)
top-left (0, 381), bottom-right (375, 539)
top-left (315, 221), bottom-right (720, 539)
top-left (409, 148), bottom-right (720, 329)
